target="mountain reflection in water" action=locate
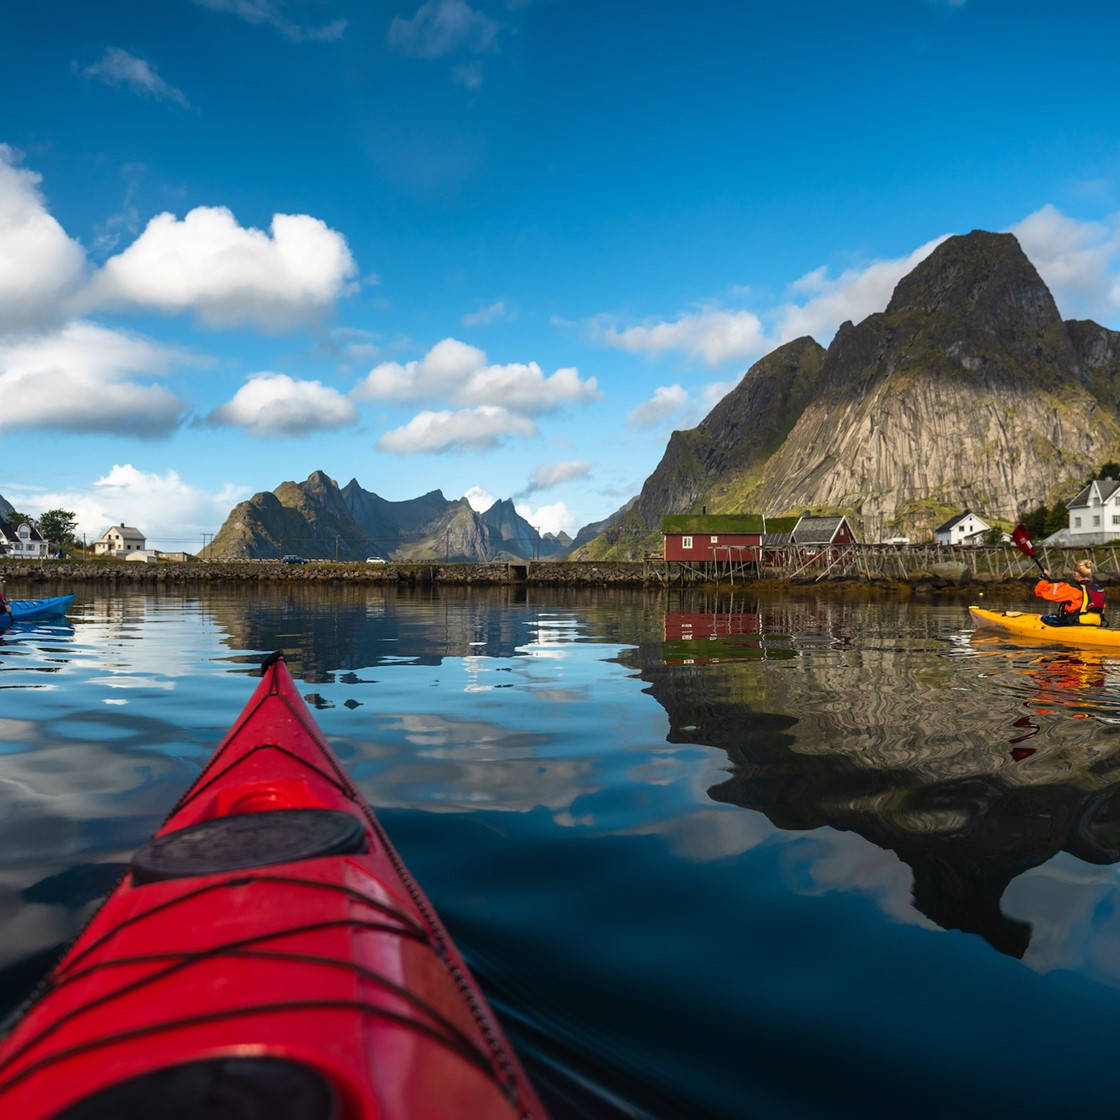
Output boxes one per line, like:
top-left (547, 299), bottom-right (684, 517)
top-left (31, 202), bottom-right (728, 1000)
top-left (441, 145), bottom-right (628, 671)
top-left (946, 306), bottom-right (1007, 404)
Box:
top-left (631, 594), bottom-right (1120, 962)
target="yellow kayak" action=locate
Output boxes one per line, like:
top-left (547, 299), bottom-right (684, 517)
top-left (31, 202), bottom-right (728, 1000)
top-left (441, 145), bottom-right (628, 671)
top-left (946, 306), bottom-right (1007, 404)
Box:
top-left (969, 605), bottom-right (1120, 648)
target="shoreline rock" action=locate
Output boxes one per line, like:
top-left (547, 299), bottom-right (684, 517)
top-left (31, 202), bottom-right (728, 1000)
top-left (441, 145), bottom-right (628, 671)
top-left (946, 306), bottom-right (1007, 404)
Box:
top-left (0, 558), bottom-right (1053, 597)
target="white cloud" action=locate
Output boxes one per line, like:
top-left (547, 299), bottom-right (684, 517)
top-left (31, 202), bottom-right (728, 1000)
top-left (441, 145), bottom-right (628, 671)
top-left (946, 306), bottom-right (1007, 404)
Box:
top-left (599, 309), bottom-right (768, 366)
top-left (388, 0), bottom-right (502, 58)
top-left (463, 485), bottom-right (495, 511)
top-left (0, 321), bottom-right (187, 436)
top-left (774, 236), bottom-right (948, 343)
top-left (83, 48), bottom-right (190, 108)
top-left (356, 337), bottom-right (485, 400)
top-left (461, 300), bottom-right (507, 326)
top-left (84, 206), bottom-right (358, 329)
top-left (19, 464), bottom-right (249, 546)
top-left (514, 500), bottom-right (575, 537)
top-left (1008, 205), bottom-right (1120, 323)
top-left (207, 372), bottom-right (358, 437)
top-left (459, 363), bottom-right (599, 412)
top-left (377, 405), bottom-right (536, 453)
top-left (354, 337), bottom-right (599, 413)
top-left (626, 384), bottom-right (689, 428)
top-left (193, 0), bottom-right (347, 41)
top-left (528, 460), bottom-right (590, 491)
top-left (0, 146), bottom-right (87, 332)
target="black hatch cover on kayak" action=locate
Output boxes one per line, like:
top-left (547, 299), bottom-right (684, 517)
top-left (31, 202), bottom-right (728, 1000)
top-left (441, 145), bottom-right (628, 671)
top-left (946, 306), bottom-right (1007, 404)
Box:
top-left (53, 1056), bottom-right (338, 1120)
top-left (131, 808), bottom-right (366, 884)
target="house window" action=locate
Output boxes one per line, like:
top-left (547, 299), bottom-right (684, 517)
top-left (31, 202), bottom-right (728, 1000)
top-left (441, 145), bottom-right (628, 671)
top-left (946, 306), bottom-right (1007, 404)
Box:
top-left (1113, 515), bottom-right (1119, 526)
top-left (1075, 517), bottom-right (1082, 528)
top-left (1094, 516), bottom-right (1101, 527)
top-left (710, 535), bottom-right (718, 543)
top-left (682, 536), bottom-right (693, 549)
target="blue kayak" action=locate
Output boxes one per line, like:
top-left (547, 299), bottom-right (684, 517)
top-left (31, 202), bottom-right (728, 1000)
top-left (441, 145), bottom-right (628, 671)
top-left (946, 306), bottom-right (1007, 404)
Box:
top-left (1, 594), bottom-right (75, 629)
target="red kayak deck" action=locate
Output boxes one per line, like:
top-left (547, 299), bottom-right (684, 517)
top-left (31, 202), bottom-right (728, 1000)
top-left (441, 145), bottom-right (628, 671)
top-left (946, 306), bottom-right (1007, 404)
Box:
top-left (0, 651), bottom-right (545, 1119)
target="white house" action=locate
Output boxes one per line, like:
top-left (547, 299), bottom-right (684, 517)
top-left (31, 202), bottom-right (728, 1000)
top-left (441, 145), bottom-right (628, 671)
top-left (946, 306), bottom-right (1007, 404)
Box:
top-left (0, 519), bottom-right (50, 558)
top-left (934, 509), bottom-right (991, 546)
top-left (94, 523), bottom-right (146, 557)
top-left (1063, 477), bottom-right (1120, 545)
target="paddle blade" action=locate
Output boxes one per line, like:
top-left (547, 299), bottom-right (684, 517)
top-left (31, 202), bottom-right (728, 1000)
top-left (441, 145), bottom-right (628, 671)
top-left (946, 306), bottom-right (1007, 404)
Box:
top-left (1011, 524), bottom-right (1036, 557)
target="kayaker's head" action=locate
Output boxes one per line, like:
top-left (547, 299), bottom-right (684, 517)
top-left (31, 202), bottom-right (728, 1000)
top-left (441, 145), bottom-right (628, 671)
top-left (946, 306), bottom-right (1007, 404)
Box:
top-left (1075, 559), bottom-right (1094, 581)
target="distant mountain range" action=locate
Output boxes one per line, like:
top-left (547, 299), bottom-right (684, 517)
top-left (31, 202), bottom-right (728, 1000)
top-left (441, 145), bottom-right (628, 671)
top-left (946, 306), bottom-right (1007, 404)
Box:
top-left (572, 229), bottom-right (1120, 558)
top-left (203, 470), bottom-right (572, 562)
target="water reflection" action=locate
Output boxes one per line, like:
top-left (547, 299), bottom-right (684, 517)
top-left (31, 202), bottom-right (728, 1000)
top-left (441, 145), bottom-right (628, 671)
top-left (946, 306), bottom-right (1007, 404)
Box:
top-left (207, 584), bottom-right (577, 680)
top-left (630, 594), bottom-right (1120, 961)
top-left (662, 606), bottom-right (796, 663)
top-left (5, 585), bottom-right (1120, 1116)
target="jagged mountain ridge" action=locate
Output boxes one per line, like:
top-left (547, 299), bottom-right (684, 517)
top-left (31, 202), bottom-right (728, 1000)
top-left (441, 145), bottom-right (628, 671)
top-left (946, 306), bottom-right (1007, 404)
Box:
top-left (204, 471), bottom-right (566, 561)
top-left (577, 230), bottom-right (1120, 557)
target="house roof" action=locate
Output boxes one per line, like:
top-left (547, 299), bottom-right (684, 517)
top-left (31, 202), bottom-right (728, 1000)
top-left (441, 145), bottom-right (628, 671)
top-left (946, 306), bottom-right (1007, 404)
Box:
top-left (761, 531), bottom-right (792, 547)
top-left (1068, 479), bottom-right (1120, 509)
top-left (789, 516), bottom-right (853, 544)
top-left (99, 525), bottom-right (144, 538)
top-left (661, 514), bottom-right (799, 535)
top-left (0, 518), bottom-right (44, 542)
top-left (933, 509), bottom-right (989, 534)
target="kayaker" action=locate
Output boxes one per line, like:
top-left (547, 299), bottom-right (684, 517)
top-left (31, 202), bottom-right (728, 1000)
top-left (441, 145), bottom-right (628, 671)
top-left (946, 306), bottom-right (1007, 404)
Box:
top-left (1035, 559), bottom-right (1106, 626)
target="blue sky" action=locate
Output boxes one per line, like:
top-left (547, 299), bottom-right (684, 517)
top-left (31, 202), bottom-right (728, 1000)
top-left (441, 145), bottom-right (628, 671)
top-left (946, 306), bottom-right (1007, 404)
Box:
top-left (2, 0), bottom-right (1119, 548)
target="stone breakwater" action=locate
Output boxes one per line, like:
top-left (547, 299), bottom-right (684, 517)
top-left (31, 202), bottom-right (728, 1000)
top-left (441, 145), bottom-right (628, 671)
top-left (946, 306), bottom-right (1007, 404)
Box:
top-left (0, 558), bottom-right (1097, 595)
top-left (0, 560), bottom-right (652, 587)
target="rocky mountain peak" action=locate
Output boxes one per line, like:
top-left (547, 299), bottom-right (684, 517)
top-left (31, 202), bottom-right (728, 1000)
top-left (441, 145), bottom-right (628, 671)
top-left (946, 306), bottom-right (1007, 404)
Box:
top-left (886, 231), bottom-right (1064, 336)
top-left (205, 473), bottom-right (560, 561)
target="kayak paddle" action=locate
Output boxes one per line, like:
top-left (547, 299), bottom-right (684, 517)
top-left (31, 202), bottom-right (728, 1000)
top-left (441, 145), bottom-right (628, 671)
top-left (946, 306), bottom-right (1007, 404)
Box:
top-left (1011, 523), bottom-right (1048, 577)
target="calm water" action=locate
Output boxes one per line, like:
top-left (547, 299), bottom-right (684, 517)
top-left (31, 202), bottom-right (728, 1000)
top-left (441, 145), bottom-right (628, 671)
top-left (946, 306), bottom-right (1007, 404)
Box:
top-left (3, 583), bottom-right (1120, 1117)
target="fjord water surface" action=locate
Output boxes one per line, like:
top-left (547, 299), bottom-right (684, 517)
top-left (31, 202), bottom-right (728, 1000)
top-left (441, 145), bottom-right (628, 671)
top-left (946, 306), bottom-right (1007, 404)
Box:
top-left (2, 584), bottom-right (1120, 1117)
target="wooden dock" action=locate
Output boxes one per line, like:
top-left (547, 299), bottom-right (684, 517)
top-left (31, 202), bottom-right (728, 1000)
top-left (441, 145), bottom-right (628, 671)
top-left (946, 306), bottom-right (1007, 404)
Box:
top-left (643, 543), bottom-right (1120, 585)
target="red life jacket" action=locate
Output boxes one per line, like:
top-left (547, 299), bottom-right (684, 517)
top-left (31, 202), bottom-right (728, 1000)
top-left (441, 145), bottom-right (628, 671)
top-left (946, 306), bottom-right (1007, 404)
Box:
top-left (1068, 580), bottom-right (1107, 625)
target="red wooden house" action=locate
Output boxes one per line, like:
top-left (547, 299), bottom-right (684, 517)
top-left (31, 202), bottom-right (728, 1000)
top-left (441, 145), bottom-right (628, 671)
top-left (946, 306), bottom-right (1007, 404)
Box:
top-left (760, 514), bottom-right (858, 567)
top-left (661, 514), bottom-right (801, 570)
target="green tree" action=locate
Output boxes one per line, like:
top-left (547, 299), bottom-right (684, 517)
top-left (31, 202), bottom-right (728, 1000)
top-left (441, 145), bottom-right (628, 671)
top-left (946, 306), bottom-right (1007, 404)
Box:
top-left (37, 509), bottom-right (77, 547)
top-left (1043, 501), bottom-right (1069, 537)
top-left (4, 511), bottom-right (37, 530)
top-left (1085, 461), bottom-right (1120, 485)
top-left (982, 526), bottom-right (1005, 546)
top-left (1020, 504), bottom-right (1048, 538)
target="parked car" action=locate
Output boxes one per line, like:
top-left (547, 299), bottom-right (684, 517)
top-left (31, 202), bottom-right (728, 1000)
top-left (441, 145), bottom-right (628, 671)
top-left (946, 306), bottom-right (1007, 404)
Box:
top-left (282, 554), bottom-right (306, 564)
top-left (366, 556), bottom-right (387, 564)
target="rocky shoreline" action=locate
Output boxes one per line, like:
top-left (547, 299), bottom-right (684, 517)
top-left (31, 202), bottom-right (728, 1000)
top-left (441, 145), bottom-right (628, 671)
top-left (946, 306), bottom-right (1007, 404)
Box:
top-left (0, 558), bottom-right (1074, 597)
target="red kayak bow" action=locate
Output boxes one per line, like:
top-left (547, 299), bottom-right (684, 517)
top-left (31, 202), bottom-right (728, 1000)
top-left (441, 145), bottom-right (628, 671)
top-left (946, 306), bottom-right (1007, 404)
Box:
top-left (0, 651), bottom-right (546, 1119)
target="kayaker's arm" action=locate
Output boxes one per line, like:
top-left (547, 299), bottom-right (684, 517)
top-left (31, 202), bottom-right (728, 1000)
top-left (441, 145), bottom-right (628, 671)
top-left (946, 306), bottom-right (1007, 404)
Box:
top-left (1034, 578), bottom-right (1082, 612)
